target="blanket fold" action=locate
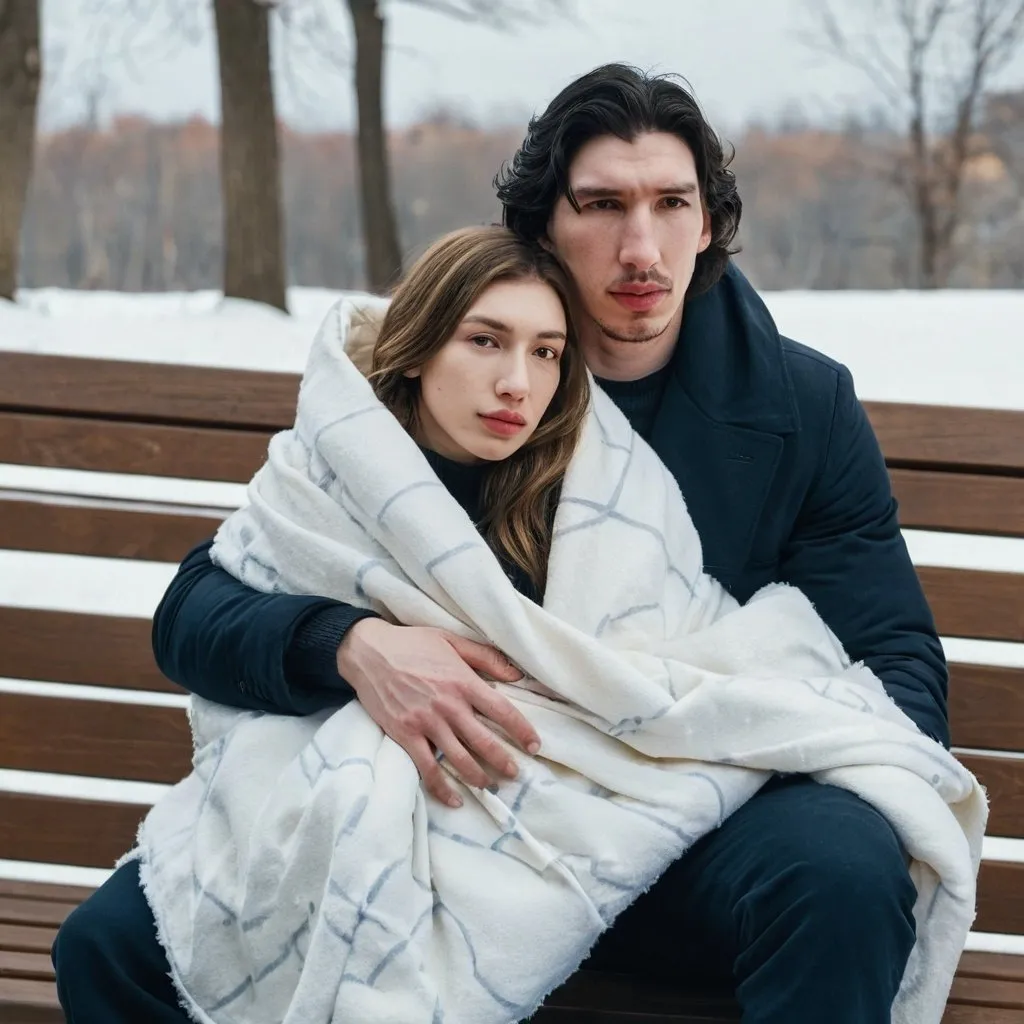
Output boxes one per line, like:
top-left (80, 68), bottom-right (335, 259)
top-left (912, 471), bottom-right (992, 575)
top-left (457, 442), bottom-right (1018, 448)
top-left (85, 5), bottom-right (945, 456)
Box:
top-left (133, 296), bottom-right (987, 1024)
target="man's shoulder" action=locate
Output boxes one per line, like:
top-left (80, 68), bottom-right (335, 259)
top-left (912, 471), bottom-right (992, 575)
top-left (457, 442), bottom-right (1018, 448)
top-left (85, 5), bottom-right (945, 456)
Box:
top-left (779, 336), bottom-right (854, 432)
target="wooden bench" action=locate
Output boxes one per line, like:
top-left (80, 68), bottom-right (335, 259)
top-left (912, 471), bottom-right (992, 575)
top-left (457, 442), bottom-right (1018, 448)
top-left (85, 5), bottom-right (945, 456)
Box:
top-left (1, 351), bottom-right (1022, 1022)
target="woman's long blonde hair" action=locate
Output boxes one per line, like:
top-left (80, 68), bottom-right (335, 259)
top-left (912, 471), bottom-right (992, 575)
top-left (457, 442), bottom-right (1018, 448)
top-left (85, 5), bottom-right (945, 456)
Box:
top-left (369, 225), bottom-right (589, 595)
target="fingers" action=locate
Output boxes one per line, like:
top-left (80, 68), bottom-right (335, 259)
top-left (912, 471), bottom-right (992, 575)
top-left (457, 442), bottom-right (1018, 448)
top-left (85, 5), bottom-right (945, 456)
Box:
top-left (427, 719), bottom-right (495, 791)
top-left (405, 736), bottom-right (464, 808)
top-left (449, 711), bottom-right (520, 781)
top-left (446, 634), bottom-right (523, 682)
top-left (471, 685), bottom-right (541, 756)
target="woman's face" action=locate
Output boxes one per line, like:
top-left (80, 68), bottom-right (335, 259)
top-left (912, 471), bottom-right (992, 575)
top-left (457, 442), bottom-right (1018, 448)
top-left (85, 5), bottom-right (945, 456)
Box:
top-left (409, 277), bottom-right (568, 463)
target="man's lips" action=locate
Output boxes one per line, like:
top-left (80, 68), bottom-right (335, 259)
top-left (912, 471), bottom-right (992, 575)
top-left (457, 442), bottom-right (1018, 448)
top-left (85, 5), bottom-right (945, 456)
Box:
top-left (610, 288), bottom-right (669, 312)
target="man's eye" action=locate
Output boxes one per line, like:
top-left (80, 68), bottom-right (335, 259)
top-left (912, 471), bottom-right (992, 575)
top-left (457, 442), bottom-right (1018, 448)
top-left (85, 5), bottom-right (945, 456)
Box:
top-left (662, 196), bottom-right (689, 209)
top-left (588, 199), bottom-right (617, 211)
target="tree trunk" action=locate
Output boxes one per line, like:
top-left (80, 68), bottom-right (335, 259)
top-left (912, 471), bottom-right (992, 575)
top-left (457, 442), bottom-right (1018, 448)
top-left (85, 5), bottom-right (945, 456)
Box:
top-left (212, 0), bottom-right (287, 310)
top-left (348, 0), bottom-right (403, 292)
top-left (0, 0), bottom-right (41, 301)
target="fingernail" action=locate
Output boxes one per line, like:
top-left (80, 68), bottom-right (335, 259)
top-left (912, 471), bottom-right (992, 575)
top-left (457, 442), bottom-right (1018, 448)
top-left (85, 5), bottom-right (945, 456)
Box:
top-left (506, 761), bottom-right (518, 777)
top-left (527, 741), bottom-right (540, 755)
top-left (448, 795), bottom-right (463, 808)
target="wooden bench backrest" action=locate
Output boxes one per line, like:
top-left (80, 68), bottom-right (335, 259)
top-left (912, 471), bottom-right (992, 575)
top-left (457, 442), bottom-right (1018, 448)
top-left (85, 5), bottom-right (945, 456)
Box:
top-left (1, 352), bottom-right (1022, 937)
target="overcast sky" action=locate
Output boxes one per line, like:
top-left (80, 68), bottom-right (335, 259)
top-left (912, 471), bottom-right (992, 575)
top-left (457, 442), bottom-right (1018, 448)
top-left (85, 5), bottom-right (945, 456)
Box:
top-left (42, 0), bottom-right (1024, 134)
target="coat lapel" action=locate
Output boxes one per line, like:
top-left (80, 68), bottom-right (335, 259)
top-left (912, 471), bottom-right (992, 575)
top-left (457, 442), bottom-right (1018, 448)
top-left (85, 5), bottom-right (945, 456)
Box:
top-left (648, 263), bottom-right (799, 574)
top-left (649, 380), bottom-right (783, 573)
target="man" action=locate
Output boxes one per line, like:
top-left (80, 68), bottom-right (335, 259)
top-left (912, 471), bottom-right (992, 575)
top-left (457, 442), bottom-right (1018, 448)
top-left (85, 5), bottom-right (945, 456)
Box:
top-left (53, 64), bottom-right (946, 1023)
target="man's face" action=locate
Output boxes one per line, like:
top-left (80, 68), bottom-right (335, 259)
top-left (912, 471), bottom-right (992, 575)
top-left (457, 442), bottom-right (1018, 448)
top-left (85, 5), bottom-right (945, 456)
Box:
top-left (546, 132), bottom-right (712, 354)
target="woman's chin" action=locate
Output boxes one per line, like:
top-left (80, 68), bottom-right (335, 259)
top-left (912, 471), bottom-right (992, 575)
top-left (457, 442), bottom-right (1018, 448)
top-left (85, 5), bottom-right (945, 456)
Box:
top-left (465, 435), bottom-right (528, 463)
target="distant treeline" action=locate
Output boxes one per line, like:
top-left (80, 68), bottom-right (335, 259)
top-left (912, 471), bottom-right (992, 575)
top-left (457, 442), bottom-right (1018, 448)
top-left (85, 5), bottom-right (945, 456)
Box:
top-left (20, 95), bottom-right (1024, 293)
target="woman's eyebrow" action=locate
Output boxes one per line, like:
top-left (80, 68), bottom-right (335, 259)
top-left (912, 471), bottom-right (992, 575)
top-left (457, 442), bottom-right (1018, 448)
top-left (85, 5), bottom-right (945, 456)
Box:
top-left (463, 315), bottom-right (565, 341)
top-left (461, 314), bottom-right (509, 332)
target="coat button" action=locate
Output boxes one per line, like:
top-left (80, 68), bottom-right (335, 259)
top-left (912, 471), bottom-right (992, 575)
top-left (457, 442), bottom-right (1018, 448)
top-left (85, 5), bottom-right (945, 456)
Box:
top-left (238, 680), bottom-right (248, 693)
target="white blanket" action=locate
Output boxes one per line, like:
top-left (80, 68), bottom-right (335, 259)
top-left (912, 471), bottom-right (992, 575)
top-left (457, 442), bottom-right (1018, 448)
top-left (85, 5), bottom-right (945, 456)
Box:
top-left (133, 297), bottom-right (987, 1024)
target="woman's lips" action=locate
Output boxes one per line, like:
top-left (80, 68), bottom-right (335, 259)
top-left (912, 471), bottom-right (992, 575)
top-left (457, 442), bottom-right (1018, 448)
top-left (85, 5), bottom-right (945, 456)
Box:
top-left (611, 289), bottom-right (668, 312)
top-left (479, 415), bottom-right (526, 437)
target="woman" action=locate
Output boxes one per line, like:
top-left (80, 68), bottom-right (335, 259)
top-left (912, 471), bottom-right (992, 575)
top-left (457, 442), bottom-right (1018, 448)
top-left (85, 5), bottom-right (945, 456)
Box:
top-left (131, 226), bottom-right (981, 1024)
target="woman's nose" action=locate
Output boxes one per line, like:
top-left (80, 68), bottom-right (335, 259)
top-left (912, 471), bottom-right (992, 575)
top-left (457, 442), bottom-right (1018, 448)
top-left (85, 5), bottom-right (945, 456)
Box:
top-left (497, 355), bottom-right (530, 398)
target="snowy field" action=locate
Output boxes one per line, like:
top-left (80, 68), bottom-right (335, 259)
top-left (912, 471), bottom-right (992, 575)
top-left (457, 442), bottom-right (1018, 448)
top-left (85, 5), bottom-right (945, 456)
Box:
top-left (1, 286), bottom-right (1021, 953)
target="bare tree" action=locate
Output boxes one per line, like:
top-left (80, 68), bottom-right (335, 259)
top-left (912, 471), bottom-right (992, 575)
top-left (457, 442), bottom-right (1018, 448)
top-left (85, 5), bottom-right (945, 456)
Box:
top-left (213, 0), bottom-right (287, 309)
top-left (346, 0), bottom-right (402, 292)
top-left (0, 0), bottom-right (41, 300)
top-left (343, 0), bottom-right (571, 293)
top-left (810, 0), bottom-right (1024, 288)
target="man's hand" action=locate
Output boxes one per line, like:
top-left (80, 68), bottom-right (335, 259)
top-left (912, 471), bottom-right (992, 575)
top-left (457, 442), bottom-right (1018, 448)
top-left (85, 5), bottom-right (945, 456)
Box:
top-left (337, 619), bottom-right (541, 807)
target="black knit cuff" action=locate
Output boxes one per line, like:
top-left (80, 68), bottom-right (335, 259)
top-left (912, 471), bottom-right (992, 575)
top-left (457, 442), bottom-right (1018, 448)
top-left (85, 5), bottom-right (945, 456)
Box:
top-left (285, 604), bottom-right (380, 696)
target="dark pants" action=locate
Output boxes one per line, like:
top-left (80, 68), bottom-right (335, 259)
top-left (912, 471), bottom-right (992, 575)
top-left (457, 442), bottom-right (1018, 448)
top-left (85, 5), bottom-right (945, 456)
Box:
top-left (52, 776), bottom-right (916, 1023)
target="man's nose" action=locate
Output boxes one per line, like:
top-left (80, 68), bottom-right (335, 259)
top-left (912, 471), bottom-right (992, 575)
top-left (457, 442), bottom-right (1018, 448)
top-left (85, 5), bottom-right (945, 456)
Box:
top-left (619, 208), bottom-right (660, 271)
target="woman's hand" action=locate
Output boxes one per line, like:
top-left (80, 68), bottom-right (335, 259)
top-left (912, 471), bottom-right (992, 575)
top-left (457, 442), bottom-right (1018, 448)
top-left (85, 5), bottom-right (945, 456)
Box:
top-left (337, 619), bottom-right (541, 807)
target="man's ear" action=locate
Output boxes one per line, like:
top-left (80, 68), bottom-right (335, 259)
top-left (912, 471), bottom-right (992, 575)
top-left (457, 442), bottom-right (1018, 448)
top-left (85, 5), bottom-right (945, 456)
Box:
top-left (698, 211), bottom-right (713, 254)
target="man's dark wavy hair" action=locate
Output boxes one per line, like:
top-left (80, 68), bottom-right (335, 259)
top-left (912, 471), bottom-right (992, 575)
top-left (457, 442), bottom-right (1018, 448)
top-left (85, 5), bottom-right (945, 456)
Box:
top-left (494, 63), bottom-right (742, 297)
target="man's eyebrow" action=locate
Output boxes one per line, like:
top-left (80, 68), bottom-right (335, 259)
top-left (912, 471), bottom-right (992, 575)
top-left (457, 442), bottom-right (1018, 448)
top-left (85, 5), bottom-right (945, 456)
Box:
top-left (462, 315), bottom-right (565, 341)
top-left (571, 182), bottom-right (699, 200)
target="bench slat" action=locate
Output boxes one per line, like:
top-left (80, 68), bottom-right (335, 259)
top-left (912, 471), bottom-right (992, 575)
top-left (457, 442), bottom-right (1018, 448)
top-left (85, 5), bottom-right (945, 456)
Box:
top-left (865, 402), bottom-right (1024, 475)
top-left (0, 693), bottom-right (191, 784)
top-left (0, 882), bottom-right (94, 905)
top-left (0, 352), bottom-right (299, 431)
top-left (0, 977), bottom-right (62, 1022)
top-left (975, 861), bottom-right (1024, 936)
top-left (953, 755), bottom-right (1024, 840)
top-left (948, 974), bottom-right (1024, 1010)
top-left (0, 410), bottom-right (270, 482)
top-left (0, 899), bottom-right (77, 931)
top-left (950, 664), bottom-right (1024, 753)
top-left (942, 1008), bottom-right (1024, 1023)
top-left (0, 608), bottom-right (177, 693)
top-left (0, 493), bottom-right (224, 561)
top-left (919, 567), bottom-right (1024, 643)
top-left (0, 924), bottom-right (56, 956)
top-left (0, 792), bottom-right (146, 870)
top-left (890, 468), bottom-right (1024, 538)
top-left (0, 951), bottom-right (53, 982)
top-left (957, 953), bottom-right (1024, 984)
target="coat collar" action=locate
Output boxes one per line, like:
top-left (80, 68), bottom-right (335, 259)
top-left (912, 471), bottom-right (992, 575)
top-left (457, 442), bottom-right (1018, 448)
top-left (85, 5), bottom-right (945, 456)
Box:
top-left (669, 261), bottom-right (800, 436)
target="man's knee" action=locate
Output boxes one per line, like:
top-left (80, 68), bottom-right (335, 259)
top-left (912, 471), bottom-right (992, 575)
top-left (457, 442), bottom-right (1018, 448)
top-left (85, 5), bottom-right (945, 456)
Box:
top-left (52, 860), bottom-right (150, 987)
top-left (52, 889), bottom-right (121, 978)
top-left (751, 783), bottom-right (917, 938)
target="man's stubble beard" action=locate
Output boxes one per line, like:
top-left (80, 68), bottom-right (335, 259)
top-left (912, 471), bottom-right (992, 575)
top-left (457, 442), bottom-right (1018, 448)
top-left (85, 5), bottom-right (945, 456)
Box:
top-left (590, 313), bottom-right (676, 345)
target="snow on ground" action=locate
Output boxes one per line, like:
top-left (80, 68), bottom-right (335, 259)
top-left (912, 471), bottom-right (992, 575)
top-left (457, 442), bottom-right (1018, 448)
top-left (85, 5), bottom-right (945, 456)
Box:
top-left (1, 287), bottom-right (1022, 951)
top-left (1, 285), bottom-right (1021, 408)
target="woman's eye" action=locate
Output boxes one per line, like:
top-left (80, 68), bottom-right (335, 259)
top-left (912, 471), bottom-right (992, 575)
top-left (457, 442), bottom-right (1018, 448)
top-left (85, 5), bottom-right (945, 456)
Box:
top-left (536, 347), bottom-right (560, 360)
top-left (470, 335), bottom-right (497, 348)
